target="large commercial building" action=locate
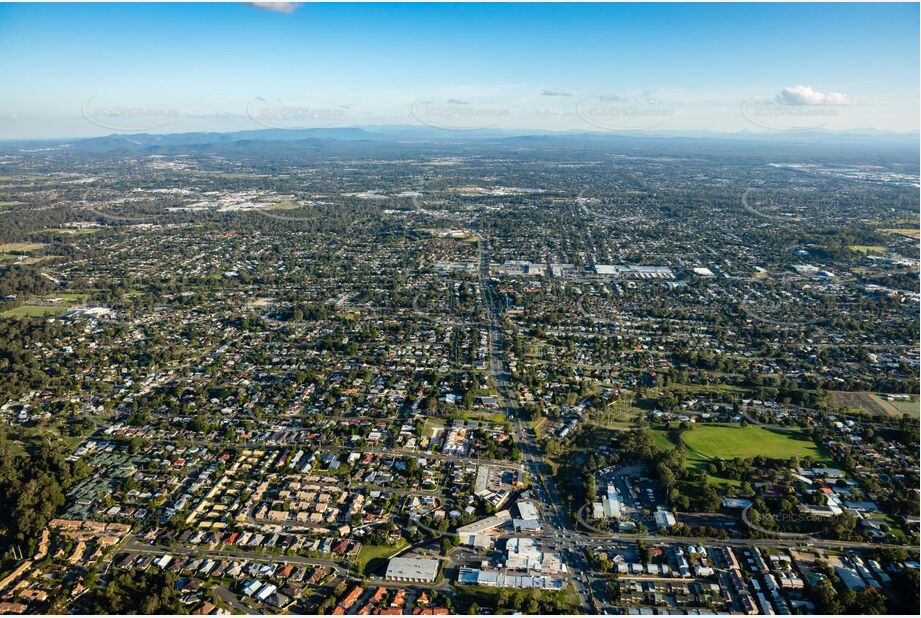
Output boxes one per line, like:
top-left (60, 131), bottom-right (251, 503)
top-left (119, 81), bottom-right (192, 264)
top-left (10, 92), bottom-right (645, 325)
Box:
top-left (594, 264), bottom-right (675, 279)
top-left (504, 538), bottom-right (565, 574)
top-left (654, 509), bottom-right (677, 529)
top-left (512, 499), bottom-right (541, 532)
top-left (602, 484), bottom-right (622, 518)
top-left (457, 567), bottom-right (565, 590)
top-left (385, 557), bottom-right (440, 583)
top-left (456, 510), bottom-right (512, 537)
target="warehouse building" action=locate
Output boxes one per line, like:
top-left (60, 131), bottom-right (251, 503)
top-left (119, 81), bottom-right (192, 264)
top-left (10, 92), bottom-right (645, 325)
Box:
top-left (385, 557), bottom-right (440, 583)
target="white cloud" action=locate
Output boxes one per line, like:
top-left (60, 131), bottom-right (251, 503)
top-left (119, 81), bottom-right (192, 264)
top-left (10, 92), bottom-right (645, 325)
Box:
top-left (542, 89), bottom-right (573, 97)
top-left (777, 85), bottom-right (853, 106)
top-left (249, 3), bottom-right (302, 14)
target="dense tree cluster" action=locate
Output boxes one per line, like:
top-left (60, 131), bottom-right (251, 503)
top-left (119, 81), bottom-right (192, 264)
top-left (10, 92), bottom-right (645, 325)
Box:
top-left (86, 569), bottom-right (184, 614)
top-left (0, 436), bottom-right (86, 556)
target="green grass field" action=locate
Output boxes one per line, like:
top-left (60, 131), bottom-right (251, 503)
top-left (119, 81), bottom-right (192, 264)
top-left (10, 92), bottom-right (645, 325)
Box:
top-left (45, 228), bottom-right (100, 235)
top-left (650, 429), bottom-right (679, 453)
top-left (53, 293), bottom-right (89, 302)
top-left (588, 396), bottom-right (646, 429)
top-left (0, 242), bottom-right (44, 253)
top-left (1, 294), bottom-right (86, 319)
top-left (1, 305), bottom-right (69, 318)
top-left (450, 410), bottom-right (507, 424)
top-left (354, 539), bottom-right (407, 575)
top-left (681, 424), bottom-right (824, 462)
top-left (849, 245), bottom-right (886, 255)
top-left (650, 424), bottom-right (827, 488)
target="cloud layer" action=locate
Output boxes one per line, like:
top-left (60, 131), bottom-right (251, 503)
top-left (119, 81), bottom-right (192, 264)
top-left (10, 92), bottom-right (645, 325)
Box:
top-left (249, 3), bottom-right (302, 14)
top-left (777, 85), bottom-right (853, 106)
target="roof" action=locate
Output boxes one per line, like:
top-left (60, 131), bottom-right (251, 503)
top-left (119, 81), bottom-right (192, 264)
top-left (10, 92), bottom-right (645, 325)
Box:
top-left (385, 557), bottom-right (440, 581)
top-left (456, 510), bottom-right (511, 535)
top-left (340, 586), bottom-right (363, 608)
top-left (515, 499), bottom-right (540, 521)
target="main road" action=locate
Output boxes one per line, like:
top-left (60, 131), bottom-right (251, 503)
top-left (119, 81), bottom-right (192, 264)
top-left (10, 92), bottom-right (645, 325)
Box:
top-left (476, 237), bottom-right (597, 613)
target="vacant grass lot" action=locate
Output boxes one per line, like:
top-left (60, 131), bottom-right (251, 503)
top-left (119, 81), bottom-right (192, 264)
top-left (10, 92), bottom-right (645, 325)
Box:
top-left (831, 390), bottom-right (919, 418)
top-left (450, 410), bottom-right (507, 424)
top-left (354, 539), bottom-right (407, 575)
top-left (878, 227), bottom-right (920, 240)
top-left (881, 396), bottom-right (920, 417)
top-left (421, 416), bottom-right (445, 438)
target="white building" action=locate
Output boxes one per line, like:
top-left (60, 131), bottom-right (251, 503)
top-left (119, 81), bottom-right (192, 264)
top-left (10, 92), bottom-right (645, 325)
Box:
top-left (602, 484), bottom-right (622, 518)
top-left (654, 509), bottom-right (677, 529)
top-left (385, 557), bottom-right (440, 583)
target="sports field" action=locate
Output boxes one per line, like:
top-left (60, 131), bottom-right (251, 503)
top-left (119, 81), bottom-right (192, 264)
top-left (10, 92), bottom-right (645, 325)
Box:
top-left (1, 305), bottom-right (69, 318)
top-left (1, 294), bottom-right (87, 319)
top-left (0, 242), bottom-right (44, 253)
top-left (680, 424), bottom-right (824, 462)
top-left (45, 228), bottom-right (100, 235)
top-left (849, 245), bottom-right (886, 255)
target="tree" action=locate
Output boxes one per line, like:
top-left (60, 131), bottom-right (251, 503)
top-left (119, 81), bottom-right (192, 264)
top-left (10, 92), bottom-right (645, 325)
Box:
top-left (888, 568), bottom-right (920, 614)
top-left (127, 436), bottom-right (148, 454)
top-left (88, 570), bottom-right (182, 614)
top-left (851, 587), bottom-right (886, 615)
top-left (808, 578), bottom-right (842, 614)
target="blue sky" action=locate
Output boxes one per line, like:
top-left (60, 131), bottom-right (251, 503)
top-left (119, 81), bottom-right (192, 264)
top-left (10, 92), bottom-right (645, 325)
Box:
top-left (0, 2), bottom-right (918, 138)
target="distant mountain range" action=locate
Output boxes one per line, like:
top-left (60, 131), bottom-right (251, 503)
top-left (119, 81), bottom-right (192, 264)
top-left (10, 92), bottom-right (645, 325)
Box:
top-left (2, 126), bottom-right (918, 160)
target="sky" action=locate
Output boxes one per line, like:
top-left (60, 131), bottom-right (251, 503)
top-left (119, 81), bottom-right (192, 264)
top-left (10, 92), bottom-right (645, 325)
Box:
top-left (0, 1), bottom-right (918, 138)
